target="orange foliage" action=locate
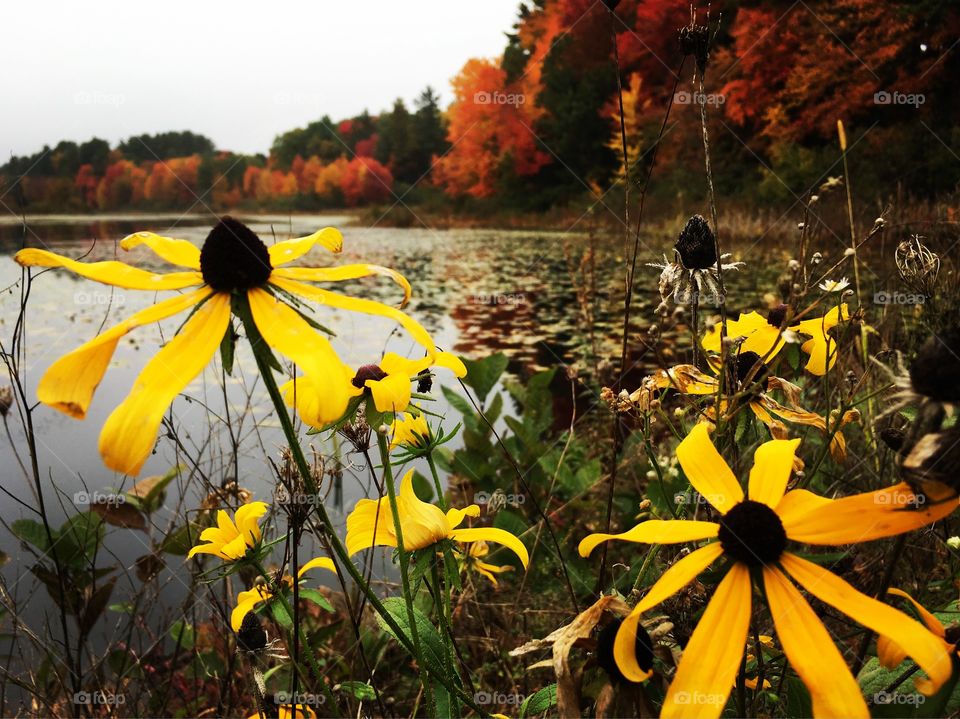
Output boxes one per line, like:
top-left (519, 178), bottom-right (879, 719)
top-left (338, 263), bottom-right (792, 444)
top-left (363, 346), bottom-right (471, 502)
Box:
top-left (339, 157), bottom-right (393, 206)
top-left (433, 58), bottom-right (549, 198)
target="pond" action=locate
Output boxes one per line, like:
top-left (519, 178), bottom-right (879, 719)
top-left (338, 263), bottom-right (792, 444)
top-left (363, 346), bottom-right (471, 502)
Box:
top-left (0, 212), bottom-right (794, 664)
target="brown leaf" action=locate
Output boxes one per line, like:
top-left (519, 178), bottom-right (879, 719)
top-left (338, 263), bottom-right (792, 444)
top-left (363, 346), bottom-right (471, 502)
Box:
top-left (89, 500), bottom-right (146, 530)
top-left (135, 553), bottom-right (165, 582)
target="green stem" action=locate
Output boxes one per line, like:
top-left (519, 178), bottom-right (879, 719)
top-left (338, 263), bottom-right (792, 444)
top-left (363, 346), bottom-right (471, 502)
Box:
top-left (430, 554), bottom-right (462, 717)
top-left (252, 560), bottom-right (339, 715)
top-left (426, 453), bottom-right (447, 511)
top-left (236, 296), bottom-right (484, 716)
top-left (375, 431), bottom-right (436, 717)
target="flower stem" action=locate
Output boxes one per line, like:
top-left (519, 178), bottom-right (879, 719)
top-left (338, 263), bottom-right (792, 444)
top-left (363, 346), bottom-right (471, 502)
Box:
top-left (426, 453), bottom-right (447, 511)
top-left (236, 295), bottom-right (483, 715)
top-left (375, 431), bottom-right (436, 717)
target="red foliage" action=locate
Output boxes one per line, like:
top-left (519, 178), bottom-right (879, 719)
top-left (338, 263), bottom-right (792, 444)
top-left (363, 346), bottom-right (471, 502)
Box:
top-left (339, 157), bottom-right (393, 206)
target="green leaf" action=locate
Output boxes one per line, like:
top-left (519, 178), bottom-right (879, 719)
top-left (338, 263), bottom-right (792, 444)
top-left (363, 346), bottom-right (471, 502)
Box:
top-left (219, 325), bottom-right (236, 376)
top-left (339, 681), bottom-right (377, 701)
top-left (79, 578), bottom-right (115, 636)
top-left (858, 656), bottom-right (926, 717)
top-left (57, 512), bottom-right (104, 567)
top-left (375, 597), bottom-right (449, 677)
top-left (461, 352), bottom-right (509, 405)
top-left (441, 385), bottom-right (476, 419)
top-left (520, 684), bottom-right (557, 717)
top-left (126, 466), bottom-right (181, 514)
top-left (160, 522), bottom-right (201, 556)
top-left (299, 588), bottom-right (335, 613)
top-left (169, 620), bottom-right (195, 650)
top-left (411, 470), bottom-right (434, 502)
top-left (11, 518), bottom-right (50, 552)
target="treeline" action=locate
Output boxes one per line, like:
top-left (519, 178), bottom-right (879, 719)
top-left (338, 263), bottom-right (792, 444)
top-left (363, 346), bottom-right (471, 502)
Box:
top-left (0, 89), bottom-right (447, 212)
top-left (3, 0), bottom-right (959, 214)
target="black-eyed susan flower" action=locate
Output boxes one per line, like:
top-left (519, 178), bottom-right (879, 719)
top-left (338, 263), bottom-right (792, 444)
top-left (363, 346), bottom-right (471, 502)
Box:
top-left (648, 215), bottom-right (743, 306)
top-left (346, 469), bottom-right (529, 567)
top-left (702, 303), bottom-right (851, 375)
top-left (245, 704), bottom-right (316, 719)
top-left (635, 351), bottom-right (857, 461)
top-left (458, 540), bottom-right (514, 586)
top-left (16, 217), bottom-right (440, 475)
top-left (230, 556), bottom-right (337, 631)
top-left (188, 501), bottom-right (268, 561)
top-left (283, 351), bottom-right (466, 423)
top-left (578, 423), bottom-right (957, 717)
top-left (390, 410), bottom-right (431, 450)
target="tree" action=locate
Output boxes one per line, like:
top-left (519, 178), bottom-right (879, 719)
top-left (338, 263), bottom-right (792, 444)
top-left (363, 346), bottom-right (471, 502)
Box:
top-left (340, 157), bottom-right (393, 206)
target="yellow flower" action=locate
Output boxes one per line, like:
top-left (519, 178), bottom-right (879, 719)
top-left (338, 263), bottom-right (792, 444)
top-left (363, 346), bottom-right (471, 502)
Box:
top-left (877, 588), bottom-right (956, 671)
top-left (578, 423), bottom-right (956, 717)
top-left (246, 705), bottom-right (316, 719)
top-left (390, 410), bottom-right (431, 450)
top-left (346, 469), bottom-right (529, 567)
top-left (459, 540), bottom-right (514, 586)
top-left (187, 501), bottom-right (268, 561)
top-left (639, 352), bottom-right (858, 461)
top-left (15, 217), bottom-right (444, 475)
top-left (702, 304), bottom-right (851, 375)
top-left (230, 556), bottom-right (337, 631)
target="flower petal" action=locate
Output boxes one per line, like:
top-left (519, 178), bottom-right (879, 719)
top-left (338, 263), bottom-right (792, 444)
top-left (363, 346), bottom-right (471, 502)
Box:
top-left (748, 438), bottom-right (801, 508)
top-left (346, 496), bottom-right (396, 554)
top-left (661, 564), bottom-right (752, 718)
top-left (247, 287), bottom-right (356, 426)
top-left (433, 351), bottom-right (467, 378)
top-left (763, 565), bottom-right (868, 718)
top-left (15, 248), bottom-right (204, 290)
top-left (578, 520), bottom-right (719, 558)
top-left (887, 588), bottom-right (947, 637)
top-left (877, 634), bottom-right (909, 670)
top-left (281, 375), bottom-right (361, 429)
top-left (36, 288), bottom-right (210, 418)
top-left (120, 231), bottom-right (201, 269)
top-left (298, 556), bottom-right (338, 577)
top-left (610, 607), bottom-right (654, 683)
top-left (231, 586), bottom-right (271, 632)
top-left (98, 292), bottom-right (231, 475)
top-left (633, 543), bottom-right (724, 615)
top-left (268, 228), bottom-right (343, 266)
top-left (234, 501), bottom-right (268, 546)
top-left (270, 276), bottom-right (436, 353)
top-left (782, 482), bottom-right (958, 544)
top-left (702, 311), bottom-right (784, 360)
top-left (675, 423), bottom-right (744, 514)
top-left (781, 553), bottom-right (953, 695)
top-left (271, 264), bottom-right (411, 305)
top-left (450, 527), bottom-right (528, 568)
top-left (794, 304), bottom-right (849, 376)
top-left (446, 505), bottom-right (481, 529)
top-left (367, 373), bottom-right (412, 412)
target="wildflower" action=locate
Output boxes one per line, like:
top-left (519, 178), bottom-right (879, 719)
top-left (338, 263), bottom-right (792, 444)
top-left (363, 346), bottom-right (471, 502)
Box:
top-left (877, 588), bottom-right (957, 674)
top-left (702, 304), bottom-right (852, 375)
top-left (16, 217), bottom-right (439, 475)
top-left (819, 277), bottom-right (850, 293)
top-left (187, 501), bottom-right (268, 561)
top-left (635, 351), bottom-right (856, 461)
top-left (346, 469), bottom-right (529, 567)
top-left (390, 410), bottom-right (431, 450)
top-left (597, 617), bottom-right (654, 685)
top-left (459, 540), bottom-right (513, 586)
top-left (648, 215), bottom-right (743, 306)
top-left (230, 556), bottom-right (337, 631)
top-left (579, 424), bottom-right (956, 715)
top-left (246, 705), bottom-right (316, 719)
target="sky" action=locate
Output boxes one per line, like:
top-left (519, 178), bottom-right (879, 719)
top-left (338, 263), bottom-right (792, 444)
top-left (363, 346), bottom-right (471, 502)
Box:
top-left (1, 0), bottom-right (520, 160)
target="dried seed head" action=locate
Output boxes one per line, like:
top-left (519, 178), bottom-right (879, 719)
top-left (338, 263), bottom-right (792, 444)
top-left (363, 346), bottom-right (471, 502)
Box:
top-left (0, 386), bottom-right (12, 417)
top-left (674, 215), bottom-right (717, 270)
top-left (678, 15), bottom-right (712, 72)
top-left (909, 327), bottom-right (960, 403)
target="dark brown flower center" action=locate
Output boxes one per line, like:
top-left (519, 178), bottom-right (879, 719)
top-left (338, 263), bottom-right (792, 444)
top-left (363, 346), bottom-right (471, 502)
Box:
top-left (734, 351), bottom-right (768, 391)
top-left (674, 215), bottom-right (717, 270)
top-left (597, 618), bottom-right (654, 684)
top-left (718, 500), bottom-right (786, 567)
top-left (766, 304), bottom-right (790, 328)
top-left (352, 364), bottom-right (387, 389)
top-left (909, 326), bottom-right (960, 402)
top-left (200, 217), bottom-right (272, 292)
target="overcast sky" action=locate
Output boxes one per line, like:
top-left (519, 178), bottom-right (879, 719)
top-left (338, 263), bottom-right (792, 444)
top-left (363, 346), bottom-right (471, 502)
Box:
top-left (1, 1), bottom-right (520, 160)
